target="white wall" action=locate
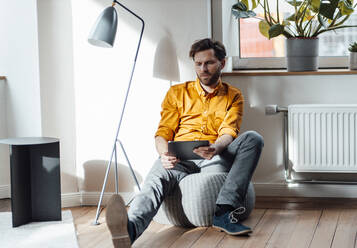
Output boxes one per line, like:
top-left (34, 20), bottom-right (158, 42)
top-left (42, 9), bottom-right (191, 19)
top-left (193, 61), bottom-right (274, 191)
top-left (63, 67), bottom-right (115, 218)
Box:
top-left (0, 0), bottom-right (78, 196)
top-left (0, 0), bottom-right (42, 137)
top-left (72, 0), bottom-right (211, 193)
top-left (0, 0), bottom-right (42, 194)
top-left (0, 78), bottom-right (10, 195)
top-left (37, 0), bottom-right (78, 194)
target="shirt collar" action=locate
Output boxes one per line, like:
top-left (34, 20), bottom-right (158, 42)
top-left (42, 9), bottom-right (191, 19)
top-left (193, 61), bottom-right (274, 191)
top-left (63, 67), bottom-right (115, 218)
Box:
top-left (195, 78), bottom-right (223, 97)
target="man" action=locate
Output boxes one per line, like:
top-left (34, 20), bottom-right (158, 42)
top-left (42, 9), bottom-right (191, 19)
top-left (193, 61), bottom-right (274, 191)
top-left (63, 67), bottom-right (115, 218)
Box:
top-left (105, 38), bottom-right (264, 248)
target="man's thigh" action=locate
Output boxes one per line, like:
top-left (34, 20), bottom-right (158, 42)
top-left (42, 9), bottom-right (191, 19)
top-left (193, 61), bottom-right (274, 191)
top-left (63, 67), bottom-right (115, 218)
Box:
top-left (145, 159), bottom-right (200, 184)
top-left (194, 155), bottom-right (231, 173)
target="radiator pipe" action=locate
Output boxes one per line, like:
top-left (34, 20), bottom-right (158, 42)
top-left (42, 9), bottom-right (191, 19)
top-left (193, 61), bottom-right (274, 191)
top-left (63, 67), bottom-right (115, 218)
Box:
top-left (265, 105), bottom-right (290, 181)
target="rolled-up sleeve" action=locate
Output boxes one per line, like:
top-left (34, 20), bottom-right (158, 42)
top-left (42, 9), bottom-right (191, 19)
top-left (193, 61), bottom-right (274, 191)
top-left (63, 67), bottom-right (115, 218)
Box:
top-left (155, 87), bottom-right (179, 141)
top-left (218, 92), bottom-right (244, 138)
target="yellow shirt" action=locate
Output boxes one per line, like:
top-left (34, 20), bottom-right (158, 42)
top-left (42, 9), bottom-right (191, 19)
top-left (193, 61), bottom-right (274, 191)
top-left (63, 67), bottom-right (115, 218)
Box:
top-left (155, 78), bottom-right (244, 143)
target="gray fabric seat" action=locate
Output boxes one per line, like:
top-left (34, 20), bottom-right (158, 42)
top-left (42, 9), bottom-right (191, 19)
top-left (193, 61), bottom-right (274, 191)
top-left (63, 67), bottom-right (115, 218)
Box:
top-left (153, 172), bottom-right (255, 227)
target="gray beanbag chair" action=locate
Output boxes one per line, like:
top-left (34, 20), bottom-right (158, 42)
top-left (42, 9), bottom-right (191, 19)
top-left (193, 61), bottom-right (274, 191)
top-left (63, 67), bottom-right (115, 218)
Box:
top-left (154, 172), bottom-right (255, 227)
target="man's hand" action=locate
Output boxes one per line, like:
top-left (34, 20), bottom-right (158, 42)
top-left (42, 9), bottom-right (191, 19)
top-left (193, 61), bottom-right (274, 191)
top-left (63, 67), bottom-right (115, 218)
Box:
top-left (193, 145), bottom-right (217, 160)
top-left (194, 135), bottom-right (233, 160)
top-left (160, 152), bottom-right (180, 169)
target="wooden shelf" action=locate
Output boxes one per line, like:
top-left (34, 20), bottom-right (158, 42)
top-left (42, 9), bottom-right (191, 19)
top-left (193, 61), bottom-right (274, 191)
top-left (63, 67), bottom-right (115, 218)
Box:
top-left (222, 69), bottom-right (357, 77)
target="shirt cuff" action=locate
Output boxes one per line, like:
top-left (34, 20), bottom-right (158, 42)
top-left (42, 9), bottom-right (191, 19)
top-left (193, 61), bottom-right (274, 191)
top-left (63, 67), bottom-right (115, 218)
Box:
top-left (155, 128), bottom-right (174, 141)
top-left (218, 128), bottom-right (238, 139)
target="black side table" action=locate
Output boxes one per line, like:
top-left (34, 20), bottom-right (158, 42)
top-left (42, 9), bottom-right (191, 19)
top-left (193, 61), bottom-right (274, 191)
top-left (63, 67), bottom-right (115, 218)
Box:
top-left (0, 137), bottom-right (61, 227)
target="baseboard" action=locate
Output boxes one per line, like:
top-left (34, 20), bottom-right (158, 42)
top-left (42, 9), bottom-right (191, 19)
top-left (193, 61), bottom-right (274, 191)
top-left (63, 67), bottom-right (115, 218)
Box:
top-left (4, 182), bottom-right (357, 208)
top-left (0, 185), bottom-right (10, 199)
top-left (81, 192), bottom-right (135, 206)
top-left (254, 182), bottom-right (357, 198)
top-left (1, 185), bottom-right (82, 207)
top-left (1, 187), bottom-right (134, 208)
top-left (61, 192), bottom-right (81, 208)
top-left (63, 192), bottom-right (136, 207)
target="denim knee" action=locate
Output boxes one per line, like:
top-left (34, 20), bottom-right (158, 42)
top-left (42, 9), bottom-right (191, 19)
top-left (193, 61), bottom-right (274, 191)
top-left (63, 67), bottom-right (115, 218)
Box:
top-left (241, 131), bottom-right (264, 149)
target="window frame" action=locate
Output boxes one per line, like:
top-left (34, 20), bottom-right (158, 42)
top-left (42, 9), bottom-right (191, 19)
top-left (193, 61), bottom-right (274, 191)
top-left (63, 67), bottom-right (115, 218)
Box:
top-left (211, 0), bottom-right (351, 70)
top-left (234, 22), bottom-right (350, 70)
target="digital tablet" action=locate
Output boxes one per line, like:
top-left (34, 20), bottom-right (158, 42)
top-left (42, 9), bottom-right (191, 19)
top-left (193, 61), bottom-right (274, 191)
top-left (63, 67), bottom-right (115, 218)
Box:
top-left (168, 140), bottom-right (210, 160)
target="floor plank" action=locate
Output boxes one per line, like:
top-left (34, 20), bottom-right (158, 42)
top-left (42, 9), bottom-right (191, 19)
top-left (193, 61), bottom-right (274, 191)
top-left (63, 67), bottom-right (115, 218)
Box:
top-left (190, 227), bottom-right (225, 248)
top-left (137, 225), bottom-right (189, 248)
top-left (72, 208), bottom-right (112, 248)
top-left (2, 197), bottom-right (357, 248)
top-left (265, 210), bottom-right (301, 248)
top-left (0, 198), bottom-right (10, 211)
top-left (331, 209), bottom-right (357, 248)
top-left (240, 209), bottom-right (282, 248)
top-left (309, 209), bottom-right (341, 248)
top-left (132, 221), bottom-right (168, 248)
top-left (285, 210), bottom-right (322, 248)
top-left (217, 209), bottom-right (266, 248)
top-left (169, 227), bottom-right (207, 248)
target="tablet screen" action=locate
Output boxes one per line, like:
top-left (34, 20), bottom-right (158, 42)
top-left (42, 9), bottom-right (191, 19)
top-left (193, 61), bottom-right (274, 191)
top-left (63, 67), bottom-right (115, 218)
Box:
top-left (168, 140), bottom-right (209, 160)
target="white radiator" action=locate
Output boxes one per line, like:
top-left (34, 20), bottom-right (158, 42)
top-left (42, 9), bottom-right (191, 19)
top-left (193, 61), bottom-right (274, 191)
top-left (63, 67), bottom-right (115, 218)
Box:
top-left (288, 105), bottom-right (357, 173)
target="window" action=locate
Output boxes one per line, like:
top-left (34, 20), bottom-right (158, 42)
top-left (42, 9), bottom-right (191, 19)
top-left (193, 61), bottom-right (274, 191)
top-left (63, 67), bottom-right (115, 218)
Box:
top-left (234, 1), bottom-right (357, 69)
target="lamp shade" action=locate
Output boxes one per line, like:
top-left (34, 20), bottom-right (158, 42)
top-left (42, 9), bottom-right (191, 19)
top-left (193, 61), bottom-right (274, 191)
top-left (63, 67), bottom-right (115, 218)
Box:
top-left (88, 6), bottom-right (118, 48)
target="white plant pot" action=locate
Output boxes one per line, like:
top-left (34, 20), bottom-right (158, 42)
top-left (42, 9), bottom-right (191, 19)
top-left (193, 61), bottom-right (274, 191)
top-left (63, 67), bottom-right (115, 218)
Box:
top-left (350, 52), bottom-right (357, 70)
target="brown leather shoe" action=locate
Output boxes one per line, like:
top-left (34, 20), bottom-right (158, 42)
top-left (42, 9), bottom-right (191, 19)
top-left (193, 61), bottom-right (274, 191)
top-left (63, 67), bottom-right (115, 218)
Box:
top-left (105, 194), bottom-right (131, 248)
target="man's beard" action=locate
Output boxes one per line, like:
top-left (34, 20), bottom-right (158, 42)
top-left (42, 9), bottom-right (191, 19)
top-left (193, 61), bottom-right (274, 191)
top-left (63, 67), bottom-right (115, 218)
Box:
top-left (197, 68), bottom-right (221, 87)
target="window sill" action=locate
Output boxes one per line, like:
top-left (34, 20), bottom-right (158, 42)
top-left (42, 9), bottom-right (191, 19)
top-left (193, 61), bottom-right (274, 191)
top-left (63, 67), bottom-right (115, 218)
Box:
top-left (222, 69), bottom-right (357, 77)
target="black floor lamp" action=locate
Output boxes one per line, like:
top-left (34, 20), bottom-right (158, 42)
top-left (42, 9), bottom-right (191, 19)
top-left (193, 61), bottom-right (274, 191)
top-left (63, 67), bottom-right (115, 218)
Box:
top-left (87, 0), bottom-right (144, 225)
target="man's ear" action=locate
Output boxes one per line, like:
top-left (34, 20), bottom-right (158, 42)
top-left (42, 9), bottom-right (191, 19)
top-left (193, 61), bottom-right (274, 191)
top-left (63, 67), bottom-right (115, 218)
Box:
top-left (220, 58), bottom-right (226, 70)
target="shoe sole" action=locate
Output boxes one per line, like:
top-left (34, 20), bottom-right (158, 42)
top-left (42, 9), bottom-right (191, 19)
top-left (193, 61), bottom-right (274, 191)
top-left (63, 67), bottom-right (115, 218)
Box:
top-left (105, 194), bottom-right (131, 248)
top-left (212, 225), bottom-right (252, 235)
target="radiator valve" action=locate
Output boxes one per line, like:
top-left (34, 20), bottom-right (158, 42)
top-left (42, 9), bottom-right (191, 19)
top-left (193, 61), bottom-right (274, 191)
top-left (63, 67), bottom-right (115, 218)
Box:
top-left (265, 105), bottom-right (288, 115)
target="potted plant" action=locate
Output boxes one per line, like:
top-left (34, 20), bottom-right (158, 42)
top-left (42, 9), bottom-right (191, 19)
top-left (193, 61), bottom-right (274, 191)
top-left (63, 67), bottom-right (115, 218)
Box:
top-left (349, 42), bottom-right (357, 70)
top-left (232, 0), bottom-right (357, 71)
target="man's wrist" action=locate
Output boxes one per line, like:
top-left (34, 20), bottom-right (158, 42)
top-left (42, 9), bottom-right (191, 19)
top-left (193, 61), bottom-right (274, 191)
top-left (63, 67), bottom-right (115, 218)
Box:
top-left (158, 151), bottom-right (167, 158)
top-left (211, 144), bottom-right (222, 155)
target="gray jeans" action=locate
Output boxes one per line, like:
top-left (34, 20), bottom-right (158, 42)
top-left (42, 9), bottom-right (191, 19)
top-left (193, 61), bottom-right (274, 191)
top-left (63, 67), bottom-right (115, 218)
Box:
top-left (128, 131), bottom-right (264, 241)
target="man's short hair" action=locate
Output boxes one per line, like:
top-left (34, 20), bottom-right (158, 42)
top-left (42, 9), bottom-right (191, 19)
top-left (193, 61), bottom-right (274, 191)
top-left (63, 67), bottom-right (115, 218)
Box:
top-left (189, 38), bottom-right (226, 61)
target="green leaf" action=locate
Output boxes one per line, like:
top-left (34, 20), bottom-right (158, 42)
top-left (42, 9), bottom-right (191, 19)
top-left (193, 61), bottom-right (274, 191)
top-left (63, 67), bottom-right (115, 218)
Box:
top-left (310, 0), bottom-right (320, 12)
top-left (232, 9), bottom-right (257, 19)
top-left (232, 2), bottom-right (257, 19)
top-left (319, 0), bottom-right (339, 19)
top-left (285, 14), bottom-right (296, 21)
top-left (295, 3), bottom-right (313, 22)
top-left (286, 0), bottom-right (303, 7)
top-left (318, 15), bottom-right (329, 28)
top-left (259, 20), bottom-right (270, 38)
top-left (338, 0), bottom-right (354, 15)
top-left (232, 2), bottom-right (248, 11)
top-left (268, 24), bottom-right (285, 39)
top-left (241, 0), bottom-right (249, 9)
top-left (252, 0), bottom-right (258, 9)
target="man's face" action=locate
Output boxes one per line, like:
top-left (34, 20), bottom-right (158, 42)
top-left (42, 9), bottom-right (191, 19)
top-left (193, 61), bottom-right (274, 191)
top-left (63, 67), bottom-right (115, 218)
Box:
top-left (193, 49), bottom-right (225, 87)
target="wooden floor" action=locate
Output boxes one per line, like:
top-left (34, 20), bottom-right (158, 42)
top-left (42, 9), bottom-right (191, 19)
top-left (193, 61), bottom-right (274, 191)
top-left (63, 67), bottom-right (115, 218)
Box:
top-left (2, 197), bottom-right (357, 248)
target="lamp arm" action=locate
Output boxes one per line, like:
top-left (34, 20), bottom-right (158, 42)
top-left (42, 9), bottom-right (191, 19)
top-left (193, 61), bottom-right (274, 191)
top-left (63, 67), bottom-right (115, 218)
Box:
top-left (112, 0), bottom-right (145, 139)
top-left (114, 0), bottom-right (145, 62)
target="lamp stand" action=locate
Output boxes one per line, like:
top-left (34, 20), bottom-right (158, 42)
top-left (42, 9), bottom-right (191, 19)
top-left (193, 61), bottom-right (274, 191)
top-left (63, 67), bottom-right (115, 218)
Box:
top-left (92, 0), bottom-right (145, 225)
